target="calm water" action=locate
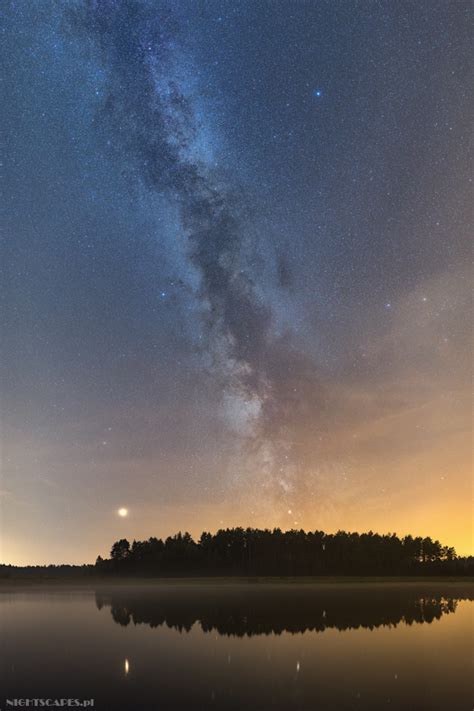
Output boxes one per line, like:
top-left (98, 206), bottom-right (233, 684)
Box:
top-left (1, 582), bottom-right (472, 710)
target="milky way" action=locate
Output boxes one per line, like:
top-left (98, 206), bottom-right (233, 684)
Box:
top-left (69, 0), bottom-right (325, 510)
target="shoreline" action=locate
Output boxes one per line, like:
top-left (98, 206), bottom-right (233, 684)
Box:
top-left (1, 575), bottom-right (473, 590)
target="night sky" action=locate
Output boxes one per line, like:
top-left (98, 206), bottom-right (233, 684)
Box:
top-left (2, 1), bottom-right (472, 564)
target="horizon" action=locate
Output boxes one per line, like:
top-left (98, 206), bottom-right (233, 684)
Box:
top-left (2, 2), bottom-right (472, 567)
top-left (3, 523), bottom-right (467, 568)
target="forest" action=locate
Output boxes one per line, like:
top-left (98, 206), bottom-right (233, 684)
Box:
top-left (92, 527), bottom-right (472, 576)
top-left (2, 528), bottom-right (472, 579)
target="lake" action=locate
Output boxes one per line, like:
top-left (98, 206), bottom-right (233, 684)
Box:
top-left (0, 581), bottom-right (472, 710)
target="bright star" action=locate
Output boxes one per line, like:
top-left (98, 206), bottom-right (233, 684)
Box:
top-left (313, 89), bottom-right (322, 97)
top-left (117, 507), bottom-right (128, 517)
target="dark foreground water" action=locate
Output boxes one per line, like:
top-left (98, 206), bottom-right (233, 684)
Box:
top-left (0, 582), bottom-right (472, 711)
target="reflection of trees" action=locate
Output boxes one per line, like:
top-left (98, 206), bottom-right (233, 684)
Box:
top-left (403, 596), bottom-right (457, 626)
top-left (111, 605), bottom-right (132, 626)
top-left (95, 587), bottom-right (471, 637)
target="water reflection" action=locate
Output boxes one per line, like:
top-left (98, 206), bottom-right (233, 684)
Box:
top-left (95, 584), bottom-right (472, 636)
top-left (1, 584), bottom-right (472, 710)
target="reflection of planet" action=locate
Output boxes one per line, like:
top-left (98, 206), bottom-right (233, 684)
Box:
top-left (117, 507), bottom-right (128, 517)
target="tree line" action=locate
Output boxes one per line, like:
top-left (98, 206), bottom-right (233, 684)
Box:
top-left (94, 527), bottom-right (472, 576)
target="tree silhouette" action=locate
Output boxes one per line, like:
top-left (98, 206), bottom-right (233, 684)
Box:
top-left (90, 527), bottom-right (472, 577)
top-left (110, 538), bottom-right (130, 561)
top-left (0, 527), bottom-right (472, 579)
